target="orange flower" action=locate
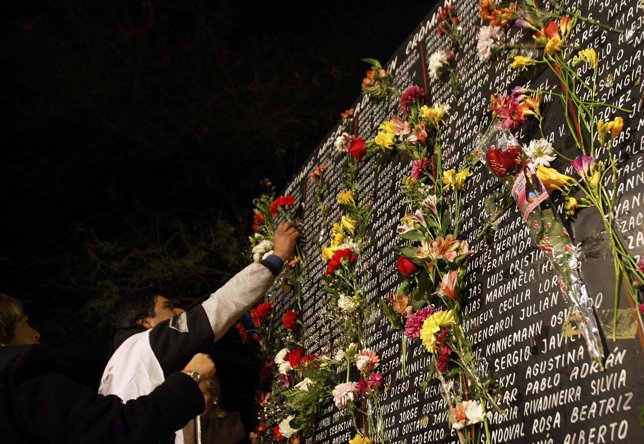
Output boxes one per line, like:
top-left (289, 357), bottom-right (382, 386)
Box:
top-left (438, 270), bottom-right (459, 299)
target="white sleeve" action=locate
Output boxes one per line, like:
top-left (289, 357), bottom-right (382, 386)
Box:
top-left (201, 262), bottom-right (275, 340)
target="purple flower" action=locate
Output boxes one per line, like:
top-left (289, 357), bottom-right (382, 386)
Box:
top-left (511, 85), bottom-right (527, 101)
top-left (404, 305), bottom-right (437, 340)
top-left (399, 85), bottom-right (425, 116)
top-left (572, 155), bottom-right (596, 178)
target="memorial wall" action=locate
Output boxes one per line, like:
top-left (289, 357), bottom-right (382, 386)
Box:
top-left (250, 1), bottom-right (644, 443)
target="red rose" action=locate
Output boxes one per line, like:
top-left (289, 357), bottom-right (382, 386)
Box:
top-left (273, 424), bottom-right (285, 441)
top-left (269, 195), bottom-right (296, 217)
top-left (485, 145), bottom-right (523, 178)
top-left (396, 256), bottom-right (419, 277)
top-left (251, 302), bottom-right (272, 327)
top-left (283, 310), bottom-right (299, 330)
top-left (348, 137), bottom-right (367, 163)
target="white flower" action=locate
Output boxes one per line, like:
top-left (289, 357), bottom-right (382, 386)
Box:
top-left (337, 294), bottom-right (357, 313)
top-left (274, 348), bottom-right (292, 374)
top-left (465, 400), bottom-right (485, 425)
top-left (252, 239), bottom-right (273, 262)
top-left (422, 195), bottom-right (438, 214)
top-left (295, 377), bottom-right (313, 392)
top-left (334, 350), bottom-right (346, 362)
top-left (433, 102), bottom-right (450, 115)
top-left (428, 50), bottom-right (450, 80)
top-left (332, 382), bottom-right (358, 409)
top-left (477, 25), bottom-right (505, 62)
top-left (525, 138), bottom-right (557, 166)
top-left (278, 415), bottom-right (298, 438)
top-left (334, 132), bottom-right (350, 152)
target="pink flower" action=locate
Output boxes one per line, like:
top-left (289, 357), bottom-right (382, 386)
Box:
top-left (332, 382), bottom-right (359, 408)
top-left (404, 305), bottom-right (437, 340)
top-left (355, 350), bottom-right (380, 373)
top-left (572, 155), bottom-right (596, 178)
top-left (399, 85), bottom-right (425, 115)
top-left (438, 270), bottom-right (459, 299)
top-left (637, 256), bottom-right (644, 272)
top-left (367, 372), bottom-right (383, 388)
top-left (411, 159), bottom-right (431, 180)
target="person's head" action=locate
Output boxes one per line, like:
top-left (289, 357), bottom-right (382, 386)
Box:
top-left (111, 293), bottom-right (183, 331)
top-left (0, 293), bottom-right (40, 346)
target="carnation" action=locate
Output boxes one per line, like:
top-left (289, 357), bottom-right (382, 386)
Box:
top-left (283, 310), bottom-right (300, 330)
top-left (355, 349), bottom-right (380, 373)
top-left (399, 85), bottom-right (425, 115)
top-left (477, 25), bottom-right (505, 62)
top-left (428, 50), bottom-right (453, 80)
top-left (332, 382), bottom-right (359, 408)
top-left (404, 305), bottom-right (437, 340)
top-left (269, 195), bottom-right (296, 217)
top-left (251, 302), bottom-right (272, 327)
top-left (252, 239), bottom-right (273, 262)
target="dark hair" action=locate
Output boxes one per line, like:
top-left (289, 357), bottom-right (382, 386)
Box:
top-left (110, 293), bottom-right (158, 330)
top-left (0, 293), bottom-right (25, 344)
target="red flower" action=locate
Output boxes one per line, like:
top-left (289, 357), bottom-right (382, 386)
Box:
top-left (396, 256), bottom-right (419, 277)
top-left (236, 322), bottom-right (249, 343)
top-left (348, 137), bottom-right (367, 163)
top-left (485, 145), bottom-right (523, 178)
top-left (324, 248), bottom-right (357, 275)
top-left (437, 344), bottom-right (452, 373)
top-left (639, 303), bottom-right (644, 315)
top-left (251, 302), bottom-right (272, 327)
top-left (252, 212), bottom-right (265, 232)
top-left (285, 347), bottom-right (304, 367)
top-left (269, 195), bottom-right (296, 217)
top-left (283, 310), bottom-right (300, 330)
top-left (273, 424), bottom-right (285, 441)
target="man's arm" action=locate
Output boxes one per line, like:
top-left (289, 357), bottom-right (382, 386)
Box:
top-left (10, 347), bottom-right (213, 444)
top-left (150, 221), bottom-right (299, 374)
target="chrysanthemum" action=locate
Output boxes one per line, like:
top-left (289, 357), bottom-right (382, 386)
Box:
top-left (428, 50), bottom-right (452, 80)
top-left (525, 138), bottom-right (557, 166)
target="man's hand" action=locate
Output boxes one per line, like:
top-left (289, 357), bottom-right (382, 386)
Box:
top-left (272, 221), bottom-right (300, 261)
top-left (183, 353), bottom-right (216, 380)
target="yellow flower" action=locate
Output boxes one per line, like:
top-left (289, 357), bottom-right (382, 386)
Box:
top-left (545, 36), bottom-right (563, 55)
top-left (454, 168), bottom-right (472, 190)
top-left (511, 55), bottom-right (537, 70)
top-left (321, 246), bottom-right (336, 261)
top-left (420, 105), bottom-right (447, 124)
top-left (374, 130), bottom-right (395, 148)
top-left (401, 214), bottom-right (414, 227)
top-left (341, 215), bottom-right (357, 235)
top-left (536, 165), bottom-right (574, 194)
top-left (331, 222), bottom-right (344, 246)
top-left (337, 190), bottom-right (355, 205)
top-left (565, 196), bottom-right (578, 216)
top-left (559, 16), bottom-right (573, 38)
top-left (349, 434), bottom-right (372, 444)
top-left (605, 116), bottom-right (623, 139)
top-left (577, 48), bottom-right (598, 69)
top-left (420, 310), bottom-right (457, 353)
top-left (443, 169), bottom-right (457, 190)
top-left (380, 120), bottom-right (395, 133)
top-left (590, 170), bottom-right (601, 189)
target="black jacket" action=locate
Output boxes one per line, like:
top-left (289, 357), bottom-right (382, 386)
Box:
top-left (0, 345), bottom-right (204, 444)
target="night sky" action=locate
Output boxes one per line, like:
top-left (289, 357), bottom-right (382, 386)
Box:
top-left (1, 0), bottom-right (437, 381)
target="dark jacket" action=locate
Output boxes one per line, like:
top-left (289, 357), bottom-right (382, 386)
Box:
top-left (0, 345), bottom-right (204, 444)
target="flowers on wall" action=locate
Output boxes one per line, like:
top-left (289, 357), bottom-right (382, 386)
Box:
top-left (477, 0), bottom-right (643, 346)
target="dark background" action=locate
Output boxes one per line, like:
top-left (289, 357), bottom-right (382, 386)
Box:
top-left (0, 0), bottom-right (436, 384)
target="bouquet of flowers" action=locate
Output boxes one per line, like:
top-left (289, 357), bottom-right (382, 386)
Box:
top-left (474, 119), bottom-right (605, 367)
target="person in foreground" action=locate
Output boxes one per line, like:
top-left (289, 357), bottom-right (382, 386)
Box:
top-left (0, 293), bottom-right (216, 444)
top-left (99, 221), bottom-right (299, 444)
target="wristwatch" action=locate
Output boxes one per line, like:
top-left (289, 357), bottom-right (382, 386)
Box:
top-left (184, 370), bottom-right (201, 384)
